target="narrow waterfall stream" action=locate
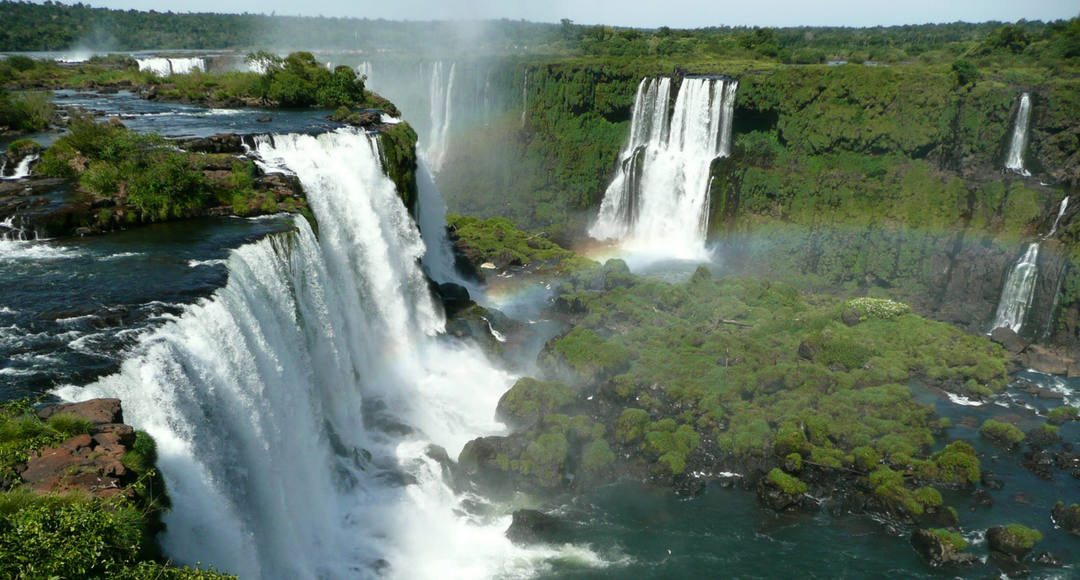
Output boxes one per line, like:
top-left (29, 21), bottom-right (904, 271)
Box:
top-left (426, 62), bottom-right (456, 172)
top-left (990, 196), bottom-right (1070, 334)
top-left (589, 77), bottom-right (738, 261)
top-left (56, 129), bottom-right (609, 579)
top-left (1004, 92), bottom-right (1032, 176)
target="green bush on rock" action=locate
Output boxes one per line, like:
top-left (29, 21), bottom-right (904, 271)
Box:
top-left (767, 467), bottom-right (808, 495)
top-left (979, 419), bottom-right (1026, 447)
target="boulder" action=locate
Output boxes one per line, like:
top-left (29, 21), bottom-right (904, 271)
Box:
top-left (986, 527), bottom-right (1034, 558)
top-left (990, 327), bottom-right (1027, 355)
top-left (256, 116), bottom-right (272, 123)
top-left (841, 308), bottom-right (861, 327)
top-left (981, 470), bottom-right (1005, 490)
top-left (972, 488), bottom-right (994, 507)
top-left (988, 551), bottom-right (1030, 578)
top-left (1051, 502), bottom-right (1080, 535)
top-left (910, 528), bottom-right (978, 567)
top-left (1020, 345), bottom-right (1071, 375)
top-left (1034, 551), bottom-right (1062, 567)
top-left (505, 509), bottom-right (561, 545)
top-left (433, 282), bottom-right (473, 319)
top-left (756, 476), bottom-right (801, 512)
top-left (38, 398), bottom-right (123, 425)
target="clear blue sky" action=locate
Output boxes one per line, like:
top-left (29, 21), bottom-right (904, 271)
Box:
top-left (32, 0), bottom-right (1080, 28)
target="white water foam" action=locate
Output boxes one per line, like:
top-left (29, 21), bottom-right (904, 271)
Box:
top-left (990, 243), bottom-right (1040, 333)
top-left (425, 62), bottom-right (455, 173)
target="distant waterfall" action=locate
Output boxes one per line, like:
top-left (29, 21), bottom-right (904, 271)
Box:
top-left (137, 57), bottom-right (206, 76)
top-left (357, 61), bottom-right (373, 84)
top-left (520, 70), bottom-right (529, 127)
top-left (425, 62), bottom-right (455, 172)
top-left (1005, 92), bottom-right (1032, 176)
top-left (57, 128), bottom-right (608, 579)
top-left (991, 243), bottom-right (1040, 333)
top-left (590, 77), bottom-right (738, 259)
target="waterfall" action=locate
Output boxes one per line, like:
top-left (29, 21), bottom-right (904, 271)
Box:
top-left (1005, 92), bottom-right (1032, 176)
top-left (2, 154), bottom-right (38, 180)
top-left (593, 77), bottom-right (738, 257)
top-left (589, 77), bottom-right (738, 260)
top-left (425, 62), bottom-right (455, 173)
top-left (137, 57), bottom-right (206, 76)
top-left (520, 70), bottom-right (529, 127)
top-left (357, 61), bottom-right (373, 84)
top-left (56, 129), bottom-right (600, 579)
top-left (416, 158), bottom-right (468, 287)
top-left (991, 243), bottom-right (1040, 333)
top-left (1047, 196), bottom-right (1069, 238)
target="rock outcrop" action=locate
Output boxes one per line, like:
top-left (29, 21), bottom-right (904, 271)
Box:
top-left (15, 399), bottom-right (139, 499)
top-left (910, 529), bottom-right (977, 567)
top-left (505, 509), bottom-right (562, 545)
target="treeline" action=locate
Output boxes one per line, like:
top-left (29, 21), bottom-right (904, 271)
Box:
top-left (1, 0), bottom-right (1077, 62)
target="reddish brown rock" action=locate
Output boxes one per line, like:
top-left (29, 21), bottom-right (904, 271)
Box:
top-left (39, 398), bottom-right (123, 425)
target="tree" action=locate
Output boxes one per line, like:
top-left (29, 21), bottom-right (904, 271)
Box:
top-left (951, 58), bottom-right (980, 86)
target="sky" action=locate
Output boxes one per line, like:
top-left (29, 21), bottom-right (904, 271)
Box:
top-left (32, 0), bottom-right (1080, 28)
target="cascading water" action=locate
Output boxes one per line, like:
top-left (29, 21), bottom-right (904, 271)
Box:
top-left (589, 77), bottom-right (738, 260)
top-left (991, 243), bottom-right (1040, 333)
top-left (1005, 92), bottom-right (1032, 176)
top-left (1047, 196), bottom-right (1069, 238)
top-left (425, 62), bottom-right (456, 172)
top-left (520, 70), bottom-right (529, 127)
top-left (990, 196), bottom-right (1070, 334)
top-left (137, 57), bottom-right (207, 76)
top-left (2, 153), bottom-right (38, 180)
top-left (58, 128), bottom-right (605, 579)
top-left (416, 158), bottom-right (468, 287)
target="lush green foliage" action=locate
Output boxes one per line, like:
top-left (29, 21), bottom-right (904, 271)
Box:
top-left (930, 528), bottom-right (969, 551)
top-left (378, 122), bottom-right (418, 210)
top-left (1004, 524), bottom-right (1043, 549)
top-left (498, 377), bottom-right (577, 424)
top-left (767, 467), bottom-right (807, 495)
top-left (979, 419), bottom-right (1026, 446)
top-left (253, 52), bottom-right (366, 108)
top-left (1047, 405), bottom-right (1079, 424)
top-left (447, 214), bottom-right (599, 274)
top-left (0, 88), bottom-right (52, 133)
top-left (544, 327), bottom-right (630, 384)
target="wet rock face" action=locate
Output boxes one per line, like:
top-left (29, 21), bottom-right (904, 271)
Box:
top-left (986, 527), bottom-right (1034, 558)
top-left (15, 399), bottom-right (137, 499)
top-left (505, 509), bottom-right (561, 545)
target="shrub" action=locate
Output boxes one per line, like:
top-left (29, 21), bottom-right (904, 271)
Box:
top-left (846, 297), bottom-right (910, 319)
top-left (1004, 524), bottom-right (1042, 549)
top-left (581, 439), bottom-right (615, 472)
top-left (1047, 406), bottom-right (1079, 424)
top-left (979, 419), bottom-right (1025, 446)
top-left (931, 528), bottom-right (969, 551)
top-left (767, 467), bottom-right (808, 495)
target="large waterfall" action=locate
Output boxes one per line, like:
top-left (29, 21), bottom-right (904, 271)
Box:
top-left (1004, 92), bottom-right (1032, 176)
top-left (57, 129), bottom-right (595, 579)
top-left (425, 62), bottom-right (456, 172)
top-left (589, 77), bottom-right (738, 260)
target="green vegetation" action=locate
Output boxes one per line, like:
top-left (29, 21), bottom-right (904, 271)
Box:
top-left (250, 52), bottom-right (366, 108)
top-left (930, 528), bottom-right (969, 551)
top-left (1004, 524), bottom-right (1043, 549)
top-left (378, 122), bottom-right (419, 211)
top-left (497, 377), bottom-right (577, 425)
top-left (34, 118), bottom-right (299, 225)
top-left (0, 400), bottom-right (231, 579)
top-left (542, 327), bottom-right (630, 385)
top-left (1047, 406), bottom-right (1079, 424)
top-left (979, 419), bottom-right (1026, 447)
top-left (447, 214), bottom-right (600, 274)
top-left (0, 87), bottom-right (52, 133)
top-left (767, 467), bottom-right (808, 495)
